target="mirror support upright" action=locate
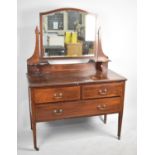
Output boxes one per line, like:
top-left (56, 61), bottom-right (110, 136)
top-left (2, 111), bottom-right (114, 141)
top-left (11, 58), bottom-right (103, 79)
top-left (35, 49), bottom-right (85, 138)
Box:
top-left (91, 28), bottom-right (110, 79)
top-left (27, 26), bottom-right (40, 65)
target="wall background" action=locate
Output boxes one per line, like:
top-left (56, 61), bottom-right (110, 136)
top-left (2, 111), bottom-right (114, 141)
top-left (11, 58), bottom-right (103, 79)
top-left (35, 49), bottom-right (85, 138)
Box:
top-left (18, 0), bottom-right (136, 154)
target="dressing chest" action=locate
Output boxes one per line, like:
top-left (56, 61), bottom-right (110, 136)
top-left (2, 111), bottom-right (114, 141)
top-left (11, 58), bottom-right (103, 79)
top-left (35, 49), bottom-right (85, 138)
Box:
top-left (27, 8), bottom-right (126, 150)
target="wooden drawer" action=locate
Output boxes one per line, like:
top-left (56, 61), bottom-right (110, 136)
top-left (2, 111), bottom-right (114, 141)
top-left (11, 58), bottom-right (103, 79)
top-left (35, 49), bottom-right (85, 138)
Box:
top-left (35, 97), bottom-right (121, 122)
top-left (33, 86), bottom-right (80, 104)
top-left (82, 83), bottom-right (122, 99)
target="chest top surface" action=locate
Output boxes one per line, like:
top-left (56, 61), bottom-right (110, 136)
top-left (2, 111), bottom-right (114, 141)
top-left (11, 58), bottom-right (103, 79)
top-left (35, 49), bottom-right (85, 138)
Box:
top-left (27, 69), bottom-right (126, 87)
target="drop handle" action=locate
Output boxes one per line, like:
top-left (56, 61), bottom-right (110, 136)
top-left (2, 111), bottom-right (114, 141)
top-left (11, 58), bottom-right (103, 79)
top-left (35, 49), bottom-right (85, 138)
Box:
top-left (98, 88), bottom-right (107, 95)
top-left (53, 109), bottom-right (64, 115)
top-left (53, 92), bottom-right (63, 99)
top-left (97, 104), bottom-right (107, 111)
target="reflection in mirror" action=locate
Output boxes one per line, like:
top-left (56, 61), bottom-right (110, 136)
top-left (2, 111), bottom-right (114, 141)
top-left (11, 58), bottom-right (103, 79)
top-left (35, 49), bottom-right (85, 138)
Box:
top-left (42, 10), bottom-right (96, 58)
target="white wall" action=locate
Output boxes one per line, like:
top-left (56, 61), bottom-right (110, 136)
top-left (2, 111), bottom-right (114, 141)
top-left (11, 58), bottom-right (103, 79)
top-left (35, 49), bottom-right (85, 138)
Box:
top-left (18, 0), bottom-right (136, 131)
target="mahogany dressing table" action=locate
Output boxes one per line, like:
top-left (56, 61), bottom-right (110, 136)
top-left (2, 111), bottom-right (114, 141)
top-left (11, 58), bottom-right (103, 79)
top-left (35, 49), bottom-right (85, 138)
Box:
top-left (27, 8), bottom-right (126, 150)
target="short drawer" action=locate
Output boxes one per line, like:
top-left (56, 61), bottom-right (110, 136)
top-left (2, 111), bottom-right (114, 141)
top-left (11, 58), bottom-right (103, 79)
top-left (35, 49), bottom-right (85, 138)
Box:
top-left (82, 83), bottom-right (123, 99)
top-left (33, 86), bottom-right (80, 104)
top-left (35, 97), bottom-right (121, 122)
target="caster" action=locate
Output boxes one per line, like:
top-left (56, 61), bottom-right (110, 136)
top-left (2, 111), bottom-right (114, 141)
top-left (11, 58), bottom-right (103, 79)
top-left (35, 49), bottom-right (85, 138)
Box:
top-left (34, 146), bottom-right (39, 151)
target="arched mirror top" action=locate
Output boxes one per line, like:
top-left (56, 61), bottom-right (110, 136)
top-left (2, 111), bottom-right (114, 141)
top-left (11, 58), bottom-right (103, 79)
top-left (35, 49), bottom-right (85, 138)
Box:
top-left (39, 8), bottom-right (98, 60)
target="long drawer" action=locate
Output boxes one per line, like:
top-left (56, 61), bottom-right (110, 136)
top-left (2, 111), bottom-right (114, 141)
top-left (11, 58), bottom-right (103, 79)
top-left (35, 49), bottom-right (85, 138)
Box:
top-left (82, 83), bottom-right (123, 99)
top-left (33, 86), bottom-right (80, 104)
top-left (35, 97), bottom-right (121, 122)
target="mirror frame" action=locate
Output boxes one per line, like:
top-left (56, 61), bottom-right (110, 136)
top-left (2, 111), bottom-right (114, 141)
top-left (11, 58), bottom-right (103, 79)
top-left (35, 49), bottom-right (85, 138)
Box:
top-left (39, 8), bottom-right (98, 60)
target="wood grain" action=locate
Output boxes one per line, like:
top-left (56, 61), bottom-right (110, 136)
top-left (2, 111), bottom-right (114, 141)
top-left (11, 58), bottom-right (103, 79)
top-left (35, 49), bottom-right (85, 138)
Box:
top-left (35, 97), bottom-right (121, 122)
top-left (33, 86), bottom-right (80, 104)
top-left (82, 82), bottom-right (123, 99)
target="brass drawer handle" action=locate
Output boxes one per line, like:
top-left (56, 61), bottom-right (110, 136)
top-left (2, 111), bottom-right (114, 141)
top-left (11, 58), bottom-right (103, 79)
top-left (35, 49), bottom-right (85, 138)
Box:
top-left (98, 88), bottom-right (107, 95)
top-left (97, 104), bottom-right (107, 111)
top-left (53, 92), bottom-right (63, 99)
top-left (53, 109), bottom-right (64, 115)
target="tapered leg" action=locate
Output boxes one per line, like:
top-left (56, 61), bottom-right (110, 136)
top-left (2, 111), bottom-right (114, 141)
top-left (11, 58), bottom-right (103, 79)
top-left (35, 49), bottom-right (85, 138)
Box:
top-left (117, 112), bottom-right (123, 140)
top-left (104, 114), bottom-right (107, 124)
top-left (32, 122), bottom-right (39, 151)
top-left (28, 88), bottom-right (32, 130)
top-left (30, 115), bottom-right (32, 130)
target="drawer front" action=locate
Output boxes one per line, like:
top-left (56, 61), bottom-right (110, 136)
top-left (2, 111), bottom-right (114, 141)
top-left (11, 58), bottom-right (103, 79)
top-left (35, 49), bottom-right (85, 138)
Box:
top-left (33, 86), bottom-right (80, 104)
top-left (82, 83), bottom-right (122, 99)
top-left (35, 97), bottom-right (121, 122)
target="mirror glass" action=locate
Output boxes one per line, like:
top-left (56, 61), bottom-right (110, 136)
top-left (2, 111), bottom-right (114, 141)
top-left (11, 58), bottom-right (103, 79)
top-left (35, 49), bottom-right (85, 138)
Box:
top-left (41, 10), bottom-right (96, 58)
